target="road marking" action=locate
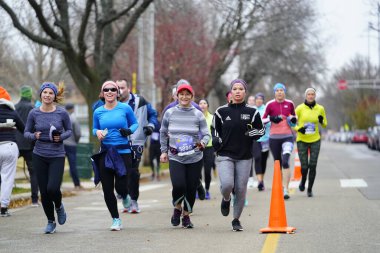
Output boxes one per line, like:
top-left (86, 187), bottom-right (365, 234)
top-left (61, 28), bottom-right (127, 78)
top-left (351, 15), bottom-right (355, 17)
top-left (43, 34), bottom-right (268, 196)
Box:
top-left (340, 179), bottom-right (368, 188)
top-left (140, 184), bottom-right (168, 192)
top-left (261, 234), bottom-right (280, 253)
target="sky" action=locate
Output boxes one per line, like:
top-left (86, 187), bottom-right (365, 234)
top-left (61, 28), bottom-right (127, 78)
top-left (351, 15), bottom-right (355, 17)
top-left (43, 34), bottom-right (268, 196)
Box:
top-left (316, 0), bottom-right (378, 75)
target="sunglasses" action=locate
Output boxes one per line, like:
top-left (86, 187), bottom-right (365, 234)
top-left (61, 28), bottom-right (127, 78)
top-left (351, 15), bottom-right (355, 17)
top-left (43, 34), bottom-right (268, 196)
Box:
top-left (102, 88), bottom-right (118, 92)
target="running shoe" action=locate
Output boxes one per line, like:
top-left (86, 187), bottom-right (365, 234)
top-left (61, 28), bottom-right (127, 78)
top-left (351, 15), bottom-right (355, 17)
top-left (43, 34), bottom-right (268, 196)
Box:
top-left (182, 215), bottom-right (194, 229)
top-left (171, 208), bottom-right (182, 226)
top-left (299, 183), bottom-right (305, 192)
top-left (0, 208), bottom-right (11, 217)
top-left (247, 177), bottom-right (255, 188)
top-left (197, 183), bottom-right (206, 200)
top-left (122, 195), bottom-right (131, 211)
top-left (221, 198), bottom-right (231, 216)
top-left (31, 202), bottom-right (40, 207)
top-left (110, 218), bottom-right (122, 231)
top-left (307, 190), bottom-right (313, 197)
top-left (283, 188), bottom-right (290, 200)
top-left (56, 203), bottom-right (67, 225)
top-left (44, 221), bottom-right (56, 234)
top-left (205, 191), bottom-right (211, 200)
top-left (258, 181), bottom-right (265, 191)
top-left (128, 200), bottom-right (141, 213)
top-left (232, 218), bottom-right (243, 232)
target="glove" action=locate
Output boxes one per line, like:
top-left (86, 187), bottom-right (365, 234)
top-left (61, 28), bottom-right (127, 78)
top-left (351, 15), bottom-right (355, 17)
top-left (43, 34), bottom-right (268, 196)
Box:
top-left (318, 115), bottom-right (324, 124)
top-left (212, 137), bottom-right (223, 151)
top-left (298, 126), bottom-right (306, 134)
top-left (119, 128), bottom-right (132, 137)
top-left (52, 129), bottom-right (61, 137)
top-left (290, 116), bottom-right (297, 124)
top-left (143, 126), bottom-right (154, 136)
top-left (270, 115), bottom-right (283, 124)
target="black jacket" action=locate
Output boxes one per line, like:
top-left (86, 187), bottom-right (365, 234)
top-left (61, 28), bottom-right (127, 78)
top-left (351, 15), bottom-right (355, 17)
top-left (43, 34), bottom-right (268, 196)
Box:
top-left (212, 102), bottom-right (265, 160)
top-left (15, 98), bottom-right (34, 150)
top-left (0, 100), bottom-right (25, 143)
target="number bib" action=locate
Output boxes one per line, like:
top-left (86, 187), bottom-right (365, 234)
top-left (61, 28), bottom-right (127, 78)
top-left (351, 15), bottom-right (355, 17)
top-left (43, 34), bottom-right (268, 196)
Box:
top-left (175, 136), bottom-right (195, 156)
top-left (305, 123), bottom-right (316, 135)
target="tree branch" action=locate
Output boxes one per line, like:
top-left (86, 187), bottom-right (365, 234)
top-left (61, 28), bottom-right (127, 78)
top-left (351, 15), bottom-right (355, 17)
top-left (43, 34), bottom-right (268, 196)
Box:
top-left (101, 0), bottom-right (139, 26)
top-left (77, 0), bottom-right (94, 58)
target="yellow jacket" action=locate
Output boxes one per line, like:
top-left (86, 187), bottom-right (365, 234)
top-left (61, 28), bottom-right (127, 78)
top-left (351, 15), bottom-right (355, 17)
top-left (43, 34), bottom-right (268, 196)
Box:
top-left (294, 102), bottom-right (327, 143)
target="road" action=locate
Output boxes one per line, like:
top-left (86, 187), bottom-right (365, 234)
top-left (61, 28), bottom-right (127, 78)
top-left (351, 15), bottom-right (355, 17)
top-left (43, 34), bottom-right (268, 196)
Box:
top-left (0, 141), bottom-right (379, 253)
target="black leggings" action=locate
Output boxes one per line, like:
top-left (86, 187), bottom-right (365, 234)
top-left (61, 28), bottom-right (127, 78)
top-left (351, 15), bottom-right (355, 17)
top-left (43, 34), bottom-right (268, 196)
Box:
top-left (128, 146), bottom-right (143, 201)
top-left (201, 147), bottom-right (215, 190)
top-left (252, 142), bottom-right (269, 175)
top-left (33, 154), bottom-right (65, 221)
top-left (169, 159), bottom-right (203, 212)
top-left (269, 137), bottom-right (294, 169)
top-left (98, 152), bottom-right (132, 219)
top-left (149, 142), bottom-right (161, 174)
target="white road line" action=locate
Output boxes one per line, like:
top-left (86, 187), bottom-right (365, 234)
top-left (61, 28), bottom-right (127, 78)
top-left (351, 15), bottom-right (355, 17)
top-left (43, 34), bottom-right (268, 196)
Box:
top-left (340, 179), bottom-right (368, 188)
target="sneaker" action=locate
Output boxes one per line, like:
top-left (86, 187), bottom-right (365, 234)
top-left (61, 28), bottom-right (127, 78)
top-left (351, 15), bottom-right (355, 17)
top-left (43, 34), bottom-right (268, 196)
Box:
top-left (44, 221), bottom-right (56, 234)
top-left (307, 190), bottom-right (313, 197)
top-left (128, 200), bottom-right (141, 213)
top-left (258, 181), bottom-right (265, 191)
top-left (197, 183), bottom-right (206, 200)
top-left (0, 207), bottom-right (11, 217)
top-left (182, 215), bottom-right (194, 229)
top-left (232, 218), bottom-right (243, 232)
top-left (283, 188), bottom-right (290, 200)
top-left (247, 177), bottom-right (255, 188)
top-left (205, 191), bottom-right (211, 200)
top-left (299, 183), bottom-right (305, 192)
top-left (221, 198), bottom-right (231, 216)
top-left (31, 202), bottom-right (40, 207)
top-left (171, 208), bottom-right (182, 226)
top-left (56, 203), bottom-right (67, 225)
top-left (110, 218), bottom-right (122, 231)
top-left (122, 195), bottom-right (131, 211)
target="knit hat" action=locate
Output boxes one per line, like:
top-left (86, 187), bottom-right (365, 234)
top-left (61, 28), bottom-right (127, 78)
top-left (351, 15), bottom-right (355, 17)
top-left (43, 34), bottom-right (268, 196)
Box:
top-left (177, 84), bottom-right (194, 96)
top-left (230, 79), bottom-right (247, 91)
top-left (176, 79), bottom-right (190, 87)
top-left (39, 82), bottom-right (58, 97)
top-left (255, 92), bottom-right (265, 101)
top-left (304, 87), bottom-right (316, 97)
top-left (20, 86), bottom-right (32, 100)
top-left (0, 86), bottom-right (11, 101)
top-left (273, 83), bottom-right (286, 93)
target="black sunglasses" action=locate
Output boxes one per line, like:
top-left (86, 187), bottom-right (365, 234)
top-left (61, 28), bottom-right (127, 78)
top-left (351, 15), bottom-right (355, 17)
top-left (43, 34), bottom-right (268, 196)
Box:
top-left (103, 88), bottom-right (118, 92)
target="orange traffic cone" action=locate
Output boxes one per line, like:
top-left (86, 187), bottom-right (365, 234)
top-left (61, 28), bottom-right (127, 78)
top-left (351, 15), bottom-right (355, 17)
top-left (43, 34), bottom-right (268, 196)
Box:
top-left (260, 160), bottom-right (296, 234)
top-left (292, 148), bottom-right (301, 181)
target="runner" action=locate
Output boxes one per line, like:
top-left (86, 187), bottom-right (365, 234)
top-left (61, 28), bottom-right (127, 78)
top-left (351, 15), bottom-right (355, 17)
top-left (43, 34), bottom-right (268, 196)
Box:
top-left (24, 82), bottom-right (72, 233)
top-left (160, 83), bottom-right (210, 228)
top-left (198, 98), bottom-right (215, 200)
top-left (212, 79), bottom-right (264, 231)
top-left (92, 81), bottom-right (138, 231)
top-left (262, 83), bottom-right (296, 200)
top-left (294, 87), bottom-right (327, 197)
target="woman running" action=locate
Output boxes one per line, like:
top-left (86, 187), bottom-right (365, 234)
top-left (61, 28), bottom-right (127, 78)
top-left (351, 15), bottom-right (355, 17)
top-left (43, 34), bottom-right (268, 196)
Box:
top-left (294, 88), bottom-right (327, 197)
top-left (160, 83), bottom-right (210, 228)
top-left (212, 79), bottom-right (264, 231)
top-left (262, 83), bottom-right (296, 200)
top-left (24, 82), bottom-right (72, 234)
top-left (92, 80), bottom-right (138, 231)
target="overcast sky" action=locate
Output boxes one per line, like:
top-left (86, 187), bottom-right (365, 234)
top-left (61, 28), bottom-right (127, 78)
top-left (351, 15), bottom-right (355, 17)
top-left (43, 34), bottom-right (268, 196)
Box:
top-left (317, 0), bottom-right (378, 75)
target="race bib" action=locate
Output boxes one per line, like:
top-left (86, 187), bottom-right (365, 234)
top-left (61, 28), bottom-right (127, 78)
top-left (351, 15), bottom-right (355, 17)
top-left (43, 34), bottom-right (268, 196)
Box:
top-left (175, 136), bottom-right (195, 156)
top-left (305, 123), bottom-right (316, 135)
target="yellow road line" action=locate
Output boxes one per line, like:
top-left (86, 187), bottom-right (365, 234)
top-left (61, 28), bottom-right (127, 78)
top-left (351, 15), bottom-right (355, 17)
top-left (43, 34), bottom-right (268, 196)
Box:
top-left (261, 234), bottom-right (280, 253)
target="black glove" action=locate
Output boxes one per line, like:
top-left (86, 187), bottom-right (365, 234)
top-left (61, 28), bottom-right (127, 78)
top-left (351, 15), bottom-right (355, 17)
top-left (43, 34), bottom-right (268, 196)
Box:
top-left (212, 137), bottom-right (223, 151)
top-left (298, 126), bottom-right (306, 134)
top-left (290, 116), bottom-right (297, 124)
top-left (52, 129), bottom-right (61, 137)
top-left (143, 126), bottom-right (154, 136)
top-left (119, 128), bottom-right (132, 137)
top-left (270, 115), bottom-right (283, 124)
top-left (318, 115), bottom-right (324, 124)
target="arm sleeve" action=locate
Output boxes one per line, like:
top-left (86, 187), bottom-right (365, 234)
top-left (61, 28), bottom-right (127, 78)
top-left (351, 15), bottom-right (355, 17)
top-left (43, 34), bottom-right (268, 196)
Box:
top-left (262, 105), bottom-right (270, 124)
top-left (159, 110), bottom-right (170, 153)
top-left (24, 110), bottom-right (36, 141)
top-left (146, 103), bottom-right (158, 128)
top-left (92, 110), bottom-right (100, 136)
top-left (60, 111), bottom-right (72, 141)
top-left (73, 119), bottom-right (82, 143)
top-left (126, 106), bottom-right (139, 133)
top-left (211, 110), bottom-right (223, 138)
top-left (14, 111), bottom-right (25, 134)
top-left (321, 106), bottom-right (328, 128)
top-left (199, 113), bottom-right (210, 145)
top-left (247, 110), bottom-right (265, 138)
top-left (294, 106), bottom-right (302, 131)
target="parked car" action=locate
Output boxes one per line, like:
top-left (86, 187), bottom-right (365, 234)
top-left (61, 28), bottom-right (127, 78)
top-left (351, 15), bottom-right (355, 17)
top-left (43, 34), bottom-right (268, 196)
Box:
top-left (367, 126), bottom-right (380, 150)
top-left (351, 130), bottom-right (368, 143)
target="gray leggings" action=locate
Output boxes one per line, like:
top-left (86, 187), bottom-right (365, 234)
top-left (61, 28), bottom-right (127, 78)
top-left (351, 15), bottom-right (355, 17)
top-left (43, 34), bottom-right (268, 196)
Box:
top-left (216, 156), bottom-right (252, 219)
